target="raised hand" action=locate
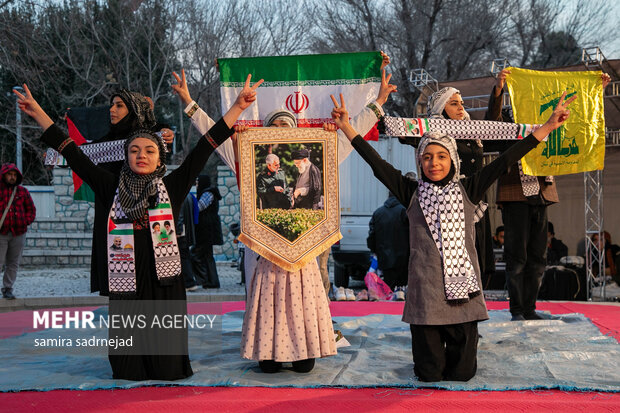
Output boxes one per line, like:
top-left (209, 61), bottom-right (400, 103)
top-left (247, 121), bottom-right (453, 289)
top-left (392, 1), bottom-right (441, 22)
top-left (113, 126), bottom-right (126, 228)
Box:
top-left (13, 84), bottom-right (53, 130)
top-left (377, 68), bottom-right (397, 106)
top-left (330, 93), bottom-right (358, 142)
top-left (533, 91), bottom-right (577, 141)
top-left (602, 73), bottom-right (611, 89)
top-left (548, 91), bottom-right (577, 127)
top-left (380, 51), bottom-right (391, 70)
top-left (234, 124), bottom-right (249, 134)
top-left (222, 74), bottom-right (264, 128)
top-left (322, 122), bottom-right (337, 132)
top-left (234, 74), bottom-right (264, 110)
top-left (330, 93), bottom-right (349, 128)
top-left (496, 68), bottom-right (511, 89)
top-left (172, 69), bottom-right (193, 106)
top-left (159, 128), bottom-right (175, 145)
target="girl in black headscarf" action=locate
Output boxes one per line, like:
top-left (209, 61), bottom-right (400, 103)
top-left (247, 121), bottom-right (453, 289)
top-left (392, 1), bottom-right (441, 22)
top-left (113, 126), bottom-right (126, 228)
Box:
top-left (15, 75), bottom-right (262, 380)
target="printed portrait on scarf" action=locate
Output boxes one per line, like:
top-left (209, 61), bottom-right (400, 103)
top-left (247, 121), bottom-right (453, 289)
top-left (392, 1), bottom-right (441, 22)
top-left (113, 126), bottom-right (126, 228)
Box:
top-left (239, 128), bottom-right (341, 271)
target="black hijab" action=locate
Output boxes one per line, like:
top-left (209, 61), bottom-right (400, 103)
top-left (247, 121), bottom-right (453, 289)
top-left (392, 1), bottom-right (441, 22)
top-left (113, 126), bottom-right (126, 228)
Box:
top-left (104, 89), bottom-right (157, 142)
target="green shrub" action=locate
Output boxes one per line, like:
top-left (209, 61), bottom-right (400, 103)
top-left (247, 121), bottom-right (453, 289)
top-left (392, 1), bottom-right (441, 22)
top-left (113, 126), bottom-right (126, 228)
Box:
top-left (256, 208), bottom-right (325, 241)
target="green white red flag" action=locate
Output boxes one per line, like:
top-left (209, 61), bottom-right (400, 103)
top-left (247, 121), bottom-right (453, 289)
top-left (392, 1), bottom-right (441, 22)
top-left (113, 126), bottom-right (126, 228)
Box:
top-left (218, 52), bottom-right (382, 128)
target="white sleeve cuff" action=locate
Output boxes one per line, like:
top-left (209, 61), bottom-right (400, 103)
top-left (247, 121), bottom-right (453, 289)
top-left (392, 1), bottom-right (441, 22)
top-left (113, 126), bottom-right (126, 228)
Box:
top-left (184, 100), bottom-right (197, 115)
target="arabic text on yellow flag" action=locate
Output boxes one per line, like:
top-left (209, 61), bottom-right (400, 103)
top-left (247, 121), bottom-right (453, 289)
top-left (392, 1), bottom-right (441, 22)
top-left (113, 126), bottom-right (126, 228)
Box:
top-left (506, 67), bottom-right (605, 175)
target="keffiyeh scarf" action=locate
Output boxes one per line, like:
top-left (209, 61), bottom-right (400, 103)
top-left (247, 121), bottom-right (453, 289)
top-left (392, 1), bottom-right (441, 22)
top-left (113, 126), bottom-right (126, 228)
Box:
top-left (107, 179), bottom-right (181, 295)
top-left (383, 116), bottom-right (552, 198)
top-left (416, 133), bottom-right (483, 302)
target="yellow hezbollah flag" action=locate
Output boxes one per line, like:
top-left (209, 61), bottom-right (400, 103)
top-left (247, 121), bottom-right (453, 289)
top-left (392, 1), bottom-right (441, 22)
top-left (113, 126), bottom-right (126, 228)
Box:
top-left (506, 67), bottom-right (605, 175)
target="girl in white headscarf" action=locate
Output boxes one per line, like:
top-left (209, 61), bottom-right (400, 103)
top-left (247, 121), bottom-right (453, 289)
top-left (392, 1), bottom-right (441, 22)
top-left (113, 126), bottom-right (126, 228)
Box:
top-left (427, 85), bottom-right (496, 282)
top-left (171, 57), bottom-right (392, 373)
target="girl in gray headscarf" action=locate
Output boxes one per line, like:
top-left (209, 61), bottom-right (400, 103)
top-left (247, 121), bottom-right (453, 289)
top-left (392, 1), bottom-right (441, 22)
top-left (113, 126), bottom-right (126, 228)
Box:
top-left (331, 77), bottom-right (575, 382)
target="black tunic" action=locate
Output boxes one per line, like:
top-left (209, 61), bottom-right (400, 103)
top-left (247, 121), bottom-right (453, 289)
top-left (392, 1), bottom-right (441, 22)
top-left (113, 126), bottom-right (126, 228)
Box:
top-left (41, 119), bottom-right (233, 380)
top-left (89, 121), bottom-right (170, 295)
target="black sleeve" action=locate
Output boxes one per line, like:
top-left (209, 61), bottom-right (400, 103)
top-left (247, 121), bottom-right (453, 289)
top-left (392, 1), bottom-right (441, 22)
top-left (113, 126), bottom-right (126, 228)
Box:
top-left (463, 134), bottom-right (540, 203)
top-left (483, 86), bottom-right (512, 153)
top-left (164, 118), bottom-right (234, 206)
top-left (367, 214), bottom-right (376, 252)
top-left (485, 86), bottom-right (503, 122)
top-left (351, 135), bottom-right (417, 207)
top-left (41, 124), bottom-right (117, 199)
top-left (311, 165), bottom-right (322, 205)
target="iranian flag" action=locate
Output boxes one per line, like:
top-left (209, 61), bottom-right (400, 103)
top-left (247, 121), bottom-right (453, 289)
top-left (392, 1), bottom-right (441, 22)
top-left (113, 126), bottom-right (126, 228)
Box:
top-left (218, 52), bottom-right (382, 130)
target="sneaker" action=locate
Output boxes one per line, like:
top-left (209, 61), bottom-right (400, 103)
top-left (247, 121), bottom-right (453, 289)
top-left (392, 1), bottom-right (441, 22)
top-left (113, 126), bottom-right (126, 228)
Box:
top-left (344, 288), bottom-right (356, 301)
top-left (511, 314), bottom-right (525, 321)
top-left (185, 285), bottom-right (199, 292)
top-left (356, 289), bottom-right (369, 301)
top-left (335, 287), bottom-right (347, 301)
top-left (2, 290), bottom-right (15, 300)
top-left (393, 287), bottom-right (405, 301)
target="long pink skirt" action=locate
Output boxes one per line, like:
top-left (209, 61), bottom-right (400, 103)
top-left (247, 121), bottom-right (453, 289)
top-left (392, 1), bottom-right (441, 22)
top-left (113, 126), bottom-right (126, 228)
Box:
top-left (240, 257), bottom-right (337, 362)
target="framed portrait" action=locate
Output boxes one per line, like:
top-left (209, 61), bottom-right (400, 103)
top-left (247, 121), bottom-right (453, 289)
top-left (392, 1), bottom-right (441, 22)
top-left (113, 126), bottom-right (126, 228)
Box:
top-left (237, 128), bottom-right (341, 272)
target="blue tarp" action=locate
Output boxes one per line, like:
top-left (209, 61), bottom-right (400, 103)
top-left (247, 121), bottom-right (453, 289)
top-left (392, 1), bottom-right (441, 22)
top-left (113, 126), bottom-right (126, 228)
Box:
top-left (1, 309), bottom-right (619, 392)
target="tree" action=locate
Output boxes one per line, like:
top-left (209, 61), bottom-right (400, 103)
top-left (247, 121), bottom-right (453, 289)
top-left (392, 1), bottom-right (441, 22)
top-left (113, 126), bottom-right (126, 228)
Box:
top-left (532, 31), bottom-right (581, 68)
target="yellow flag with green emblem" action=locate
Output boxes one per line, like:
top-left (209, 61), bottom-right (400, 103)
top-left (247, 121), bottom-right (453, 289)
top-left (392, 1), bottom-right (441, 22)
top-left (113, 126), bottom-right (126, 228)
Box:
top-left (506, 67), bottom-right (605, 175)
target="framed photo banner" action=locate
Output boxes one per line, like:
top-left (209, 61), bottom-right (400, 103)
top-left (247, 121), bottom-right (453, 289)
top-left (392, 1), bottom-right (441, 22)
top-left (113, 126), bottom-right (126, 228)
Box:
top-left (237, 128), bottom-right (341, 272)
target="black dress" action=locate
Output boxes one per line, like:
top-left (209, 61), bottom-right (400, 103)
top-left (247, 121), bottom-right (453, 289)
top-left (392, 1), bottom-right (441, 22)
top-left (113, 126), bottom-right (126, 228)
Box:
top-left (41, 119), bottom-right (233, 380)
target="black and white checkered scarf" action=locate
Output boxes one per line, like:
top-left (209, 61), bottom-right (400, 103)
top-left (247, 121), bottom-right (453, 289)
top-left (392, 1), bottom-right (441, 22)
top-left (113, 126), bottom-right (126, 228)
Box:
top-left (117, 130), bottom-right (168, 221)
top-left (416, 132), bottom-right (483, 302)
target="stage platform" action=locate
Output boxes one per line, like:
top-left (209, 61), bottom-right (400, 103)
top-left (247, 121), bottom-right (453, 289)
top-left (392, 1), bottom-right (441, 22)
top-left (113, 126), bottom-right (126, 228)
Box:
top-left (1, 300), bottom-right (619, 412)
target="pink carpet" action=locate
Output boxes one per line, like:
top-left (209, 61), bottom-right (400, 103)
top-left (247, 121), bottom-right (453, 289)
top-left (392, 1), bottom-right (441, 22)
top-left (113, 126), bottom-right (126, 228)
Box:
top-left (1, 300), bottom-right (619, 411)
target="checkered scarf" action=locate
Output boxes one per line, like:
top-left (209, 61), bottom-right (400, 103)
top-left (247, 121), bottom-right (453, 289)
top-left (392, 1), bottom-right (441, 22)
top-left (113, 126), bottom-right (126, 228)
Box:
top-left (108, 180), bottom-right (181, 295)
top-left (117, 130), bottom-right (168, 221)
top-left (416, 133), bottom-right (483, 302)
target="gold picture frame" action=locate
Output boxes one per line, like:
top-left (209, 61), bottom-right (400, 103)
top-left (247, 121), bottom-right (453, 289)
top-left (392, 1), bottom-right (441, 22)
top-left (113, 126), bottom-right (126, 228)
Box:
top-left (237, 128), bottom-right (341, 272)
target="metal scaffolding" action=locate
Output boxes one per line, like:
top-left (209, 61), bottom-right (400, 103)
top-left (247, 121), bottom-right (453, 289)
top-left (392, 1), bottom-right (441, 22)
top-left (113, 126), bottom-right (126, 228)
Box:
top-left (584, 170), bottom-right (605, 300)
top-left (578, 46), bottom-right (618, 300)
top-left (408, 69), bottom-right (439, 117)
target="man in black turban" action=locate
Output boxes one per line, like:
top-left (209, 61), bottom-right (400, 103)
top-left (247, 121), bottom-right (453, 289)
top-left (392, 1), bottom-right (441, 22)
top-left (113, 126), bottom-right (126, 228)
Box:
top-left (291, 149), bottom-right (322, 210)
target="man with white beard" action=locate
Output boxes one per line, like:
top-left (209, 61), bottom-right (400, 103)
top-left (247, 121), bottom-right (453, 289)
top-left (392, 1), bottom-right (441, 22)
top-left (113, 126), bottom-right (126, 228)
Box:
top-left (291, 149), bottom-right (322, 210)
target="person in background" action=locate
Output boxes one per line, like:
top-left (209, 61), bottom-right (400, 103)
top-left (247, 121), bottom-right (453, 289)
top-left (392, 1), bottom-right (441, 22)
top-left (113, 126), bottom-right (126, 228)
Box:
top-left (367, 192), bottom-right (409, 290)
top-left (591, 231), bottom-right (620, 281)
top-left (177, 192), bottom-right (200, 291)
top-left (493, 226), bottom-right (504, 249)
top-left (193, 175), bottom-right (224, 289)
top-left (486, 71), bottom-right (609, 321)
top-left (547, 221), bottom-right (568, 265)
top-left (0, 163), bottom-right (36, 300)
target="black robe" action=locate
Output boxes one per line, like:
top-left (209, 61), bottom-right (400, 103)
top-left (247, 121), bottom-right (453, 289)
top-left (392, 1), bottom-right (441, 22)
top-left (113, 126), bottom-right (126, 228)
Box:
top-left (41, 119), bottom-right (233, 381)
